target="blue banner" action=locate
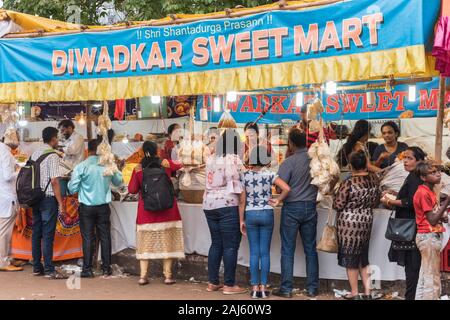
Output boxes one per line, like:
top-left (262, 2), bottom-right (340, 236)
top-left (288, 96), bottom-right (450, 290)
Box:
top-left (196, 78), bottom-right (450, 123)
top-left (0, 0), bottom-right (440, 85)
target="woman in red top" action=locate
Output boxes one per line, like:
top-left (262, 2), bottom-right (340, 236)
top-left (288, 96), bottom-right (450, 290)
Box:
top-left (128, 141), bottom-right (185, 286)
top-left (160, 123), bottom-right (181, 160)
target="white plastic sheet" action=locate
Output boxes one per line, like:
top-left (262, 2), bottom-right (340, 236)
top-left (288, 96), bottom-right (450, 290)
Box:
top-left (109, 201), bottom-right (406, 280)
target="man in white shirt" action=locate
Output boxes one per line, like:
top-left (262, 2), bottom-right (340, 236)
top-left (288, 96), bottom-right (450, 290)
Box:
top-left (0, 130), bottom-right (22, 271)
top-left (58, 120), bottom-right (85, 169)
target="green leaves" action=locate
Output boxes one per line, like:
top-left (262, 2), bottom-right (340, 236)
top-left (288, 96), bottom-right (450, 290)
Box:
top-left (2, 0), bottom-right (275, 25)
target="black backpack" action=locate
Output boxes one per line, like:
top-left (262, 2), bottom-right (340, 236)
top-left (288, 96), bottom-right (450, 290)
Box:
top-left (142, 159), bottom-right (175, 211)
top-left (16, 152), bottom-right (55, 208)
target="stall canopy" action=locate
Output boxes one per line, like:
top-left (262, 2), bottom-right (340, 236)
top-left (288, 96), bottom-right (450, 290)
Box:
top-left (0, 0), bottom-right (441, 103)
top-left (0, 10), bottom-right (81, 36)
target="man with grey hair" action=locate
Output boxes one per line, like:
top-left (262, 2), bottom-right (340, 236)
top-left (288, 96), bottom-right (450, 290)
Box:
top-left (0, 128), bottom-right (22, 271)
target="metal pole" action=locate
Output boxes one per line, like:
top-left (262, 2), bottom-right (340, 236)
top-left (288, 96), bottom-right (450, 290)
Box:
top-left (86, 102), bottom-right (93, 140)
top-left (435, 76), bottom-right (446, 164)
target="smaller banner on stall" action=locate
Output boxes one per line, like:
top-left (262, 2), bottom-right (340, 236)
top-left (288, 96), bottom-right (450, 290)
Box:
top-left (196, 78), bottom-right (450, 124)
top-left (34, 101), bottom-right (85, 120)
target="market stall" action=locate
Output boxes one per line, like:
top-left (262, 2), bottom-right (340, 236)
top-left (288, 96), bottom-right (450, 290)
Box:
top-left (0, 0), bottom-right (447, 281)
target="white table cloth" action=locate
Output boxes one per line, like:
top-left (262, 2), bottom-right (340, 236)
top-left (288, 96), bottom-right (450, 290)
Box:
top-left (109, 201), bottom-right (405, 280)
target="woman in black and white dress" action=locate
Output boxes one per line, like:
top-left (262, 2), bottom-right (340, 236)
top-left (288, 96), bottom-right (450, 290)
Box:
top-left (333, 150), bottom-right (380, 300)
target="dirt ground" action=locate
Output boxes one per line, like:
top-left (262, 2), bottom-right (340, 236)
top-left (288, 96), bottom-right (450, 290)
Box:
top-left (0, 265), bottom-right (337, 300)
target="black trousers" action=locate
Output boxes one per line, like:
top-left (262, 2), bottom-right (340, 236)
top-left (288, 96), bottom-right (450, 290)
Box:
top-left (79, 203), bottom-right (112, 273)
top-left (404, 247), bottom-right (421, 300)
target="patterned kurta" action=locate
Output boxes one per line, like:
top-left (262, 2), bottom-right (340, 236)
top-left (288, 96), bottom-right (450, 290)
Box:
top-left (333, 174), bottom-right (380, 268)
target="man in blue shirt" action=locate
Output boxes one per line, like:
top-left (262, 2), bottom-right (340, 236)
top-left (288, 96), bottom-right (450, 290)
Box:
top-left (68, 139), bottom-right (123, 278)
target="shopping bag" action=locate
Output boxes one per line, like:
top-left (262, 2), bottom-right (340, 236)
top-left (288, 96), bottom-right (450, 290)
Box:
top-left (317, 206), bottom-right (338, 253)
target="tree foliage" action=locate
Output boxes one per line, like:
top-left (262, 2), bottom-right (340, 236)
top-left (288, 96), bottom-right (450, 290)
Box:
top-left (2, 0), bottom-right (109, 24)
top-left (2, 0), bottom-right (276, 25)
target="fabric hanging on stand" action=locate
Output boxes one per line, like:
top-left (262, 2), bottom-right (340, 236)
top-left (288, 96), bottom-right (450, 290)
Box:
top-left (114, 99), bottom-right (126, 120)
top-left (433, 16), bottom-right (450, 76)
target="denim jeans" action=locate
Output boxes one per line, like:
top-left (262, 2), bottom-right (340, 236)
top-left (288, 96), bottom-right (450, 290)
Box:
top-left (245, 209), bottom-right (274, 286)
top-left (280, 201), bottom-right (319, 294)
top-left (79, 203), bottom-right (112, 273)
top-left (32, 196), bottom-right (58, 274)
top-left (204, 206), bottom-right (242, 287)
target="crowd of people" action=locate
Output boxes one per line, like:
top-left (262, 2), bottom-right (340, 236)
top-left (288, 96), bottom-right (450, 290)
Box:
top-left (199, 119), bottom-right (448, 300)
top-left (0, 115), bottom-right (448, 301)
top-left (335, 120), bottom-right (448, 300)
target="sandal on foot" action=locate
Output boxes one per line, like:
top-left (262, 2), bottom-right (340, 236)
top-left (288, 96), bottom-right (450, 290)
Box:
top-left (138, 278), bottom-right (149, 286)
top-left (206, 283), bottom-right (223, 292)
top-left (0, 265), bottom-right (23, 272)
top-left (164, 278), bottom-right (176, 285)
top-left (223, 285), bottom-right (247, 295)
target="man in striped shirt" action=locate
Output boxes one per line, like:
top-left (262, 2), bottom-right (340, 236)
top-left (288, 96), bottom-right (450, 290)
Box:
top-left (30, 127), bottom-right (65, 279)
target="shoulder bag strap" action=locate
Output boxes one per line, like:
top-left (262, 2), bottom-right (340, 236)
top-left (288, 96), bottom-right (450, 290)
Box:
top-left (35, 151), bottom-right (56, 191)
top-left (390, 209), bottom-right (396, 218)
top-left (326, 195), bottom-right (337, 227)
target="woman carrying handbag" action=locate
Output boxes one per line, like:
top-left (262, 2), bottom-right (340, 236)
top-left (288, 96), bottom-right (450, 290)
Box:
top-left (380, 147), bottom-right (426, 300)
top-left (333, 151), bottom-right (380, 300)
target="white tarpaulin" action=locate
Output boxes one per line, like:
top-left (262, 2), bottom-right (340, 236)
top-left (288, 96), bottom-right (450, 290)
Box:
top-left (0, 20), bottom-right (20, 38)
top-left (109, 201), bottom-right (405, 281)
top-left (400, 117), bottom-right (450, 138)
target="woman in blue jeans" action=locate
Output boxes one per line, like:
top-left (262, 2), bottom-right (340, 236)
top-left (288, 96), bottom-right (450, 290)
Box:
top-left (203, 129), bottom-right (247, 295)
top-left (239, 145), bottom-right (290, 298)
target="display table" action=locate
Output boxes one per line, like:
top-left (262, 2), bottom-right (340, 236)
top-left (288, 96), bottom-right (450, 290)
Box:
top-left (109, 201), bottom-right (405, 281)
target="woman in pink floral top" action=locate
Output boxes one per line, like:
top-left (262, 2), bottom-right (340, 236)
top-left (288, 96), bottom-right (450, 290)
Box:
top-left (203, 129), bottom-right (246, 295)
top-left (203, 154), bottom-right (243, 210)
